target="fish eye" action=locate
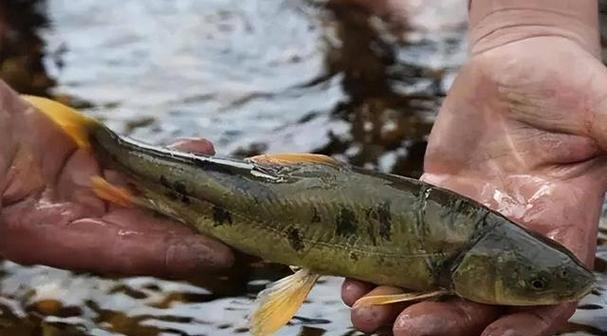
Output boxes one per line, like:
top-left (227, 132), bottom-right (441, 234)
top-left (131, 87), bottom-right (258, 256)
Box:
top-left (530, 278), bottom-right (548, 290)
top-left (559, 269), bottom-right (568, 278)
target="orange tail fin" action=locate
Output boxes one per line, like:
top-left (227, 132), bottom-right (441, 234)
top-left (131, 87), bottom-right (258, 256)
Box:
top-left (21, 95), bottom-right (98, 150)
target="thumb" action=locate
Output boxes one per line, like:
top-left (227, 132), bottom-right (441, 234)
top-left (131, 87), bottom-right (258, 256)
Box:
top-left (167, 138), bottom-right (215, 155)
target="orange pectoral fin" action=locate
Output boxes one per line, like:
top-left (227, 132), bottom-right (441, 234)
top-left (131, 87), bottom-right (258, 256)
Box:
top-left (249, 153), bottom-right (340, 167)
top-left (91, 176), bottom-right (135, 208)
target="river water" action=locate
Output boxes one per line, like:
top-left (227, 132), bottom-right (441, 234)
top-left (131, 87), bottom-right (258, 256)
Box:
top-left (0, 0), bottom-right (605, 335)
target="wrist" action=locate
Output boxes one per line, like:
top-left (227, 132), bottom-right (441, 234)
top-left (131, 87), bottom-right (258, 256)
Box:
top-left (468, 0), bottom-right (600, 57)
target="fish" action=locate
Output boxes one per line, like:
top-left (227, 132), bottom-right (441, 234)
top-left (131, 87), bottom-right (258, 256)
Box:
top-left (22, 96), bottom-right (596, 335)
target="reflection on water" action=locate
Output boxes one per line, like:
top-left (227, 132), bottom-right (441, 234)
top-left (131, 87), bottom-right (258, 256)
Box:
top-left (0, 0), bottom-right (605, 335)
top-left (0, 0), bottom-right (54, 95)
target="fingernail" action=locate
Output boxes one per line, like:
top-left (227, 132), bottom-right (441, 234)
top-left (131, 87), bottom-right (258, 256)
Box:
top-left (483, 329), bottom-right (525, 336)
top-left (481, 321), bottom-right (532, 336)
top-left (168, 138), bottom-right (215, 155)
top-left (394, 312), bottom-right (452, 336)
top-left (352, 305), bottom-right (388, 333)
top-left (341, 279), bottom-right (373, 307)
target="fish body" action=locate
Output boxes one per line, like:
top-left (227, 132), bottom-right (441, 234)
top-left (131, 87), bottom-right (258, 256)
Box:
top-left (93, 125), bottom-right (485, 291)
top-left (24, 96), bottom-right (596, 335)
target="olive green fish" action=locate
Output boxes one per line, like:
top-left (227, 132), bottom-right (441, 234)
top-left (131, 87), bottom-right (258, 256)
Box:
top-left (23, 96), bottom-right (595, 336)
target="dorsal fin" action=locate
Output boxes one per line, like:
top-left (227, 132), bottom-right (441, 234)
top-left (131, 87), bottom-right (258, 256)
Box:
top-left (248, 153), bottom-right (340, 167)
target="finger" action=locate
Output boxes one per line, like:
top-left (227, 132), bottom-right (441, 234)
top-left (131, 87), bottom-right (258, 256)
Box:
top-left (351, 286), bottom-right (410, 333)
top-left (55, 149), bottom-right (106, 210)
top-left (167, 138), bottom-right (215, 155)
top-left (0, 202), bottom-right (234, 277)
top-left (481, 304), bottom-right (576, 336)
top-left (393, 298), bottom-right (500, 336)
top-left (341, 278), bottom-right (375, 306)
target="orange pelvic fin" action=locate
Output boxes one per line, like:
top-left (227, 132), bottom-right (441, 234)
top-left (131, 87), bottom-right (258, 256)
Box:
top-left (91, 176), bottom-right (135, 208)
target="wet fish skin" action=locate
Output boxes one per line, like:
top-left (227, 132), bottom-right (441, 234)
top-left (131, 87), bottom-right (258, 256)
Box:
top-left (23, 95), bottom-right (595, 309)
top-left (90, 125), bottom-right (477, 286)
top-left (86, 121), bottom-right (595, 306)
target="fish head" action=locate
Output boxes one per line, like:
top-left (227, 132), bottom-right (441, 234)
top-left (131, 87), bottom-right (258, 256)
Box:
top-left (450, 220), bottom-right (595, 306)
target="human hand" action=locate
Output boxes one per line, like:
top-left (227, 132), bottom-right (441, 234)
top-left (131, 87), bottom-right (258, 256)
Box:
top-left (343, 1), bottom-right (604, 335)
top-left (0, 81), bottom-right (234, 277)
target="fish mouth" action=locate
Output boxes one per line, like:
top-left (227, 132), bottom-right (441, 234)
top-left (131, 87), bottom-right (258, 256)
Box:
top-left (555, 272), bottom-right (597, 302)
top-left (572, 274), bottom-right (598, 301)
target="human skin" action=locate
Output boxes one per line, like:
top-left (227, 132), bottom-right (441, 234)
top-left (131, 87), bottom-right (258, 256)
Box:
top-left (341, 0), bottom-right (606, 335)
top-left (0, 82), bottom-right (234, 277)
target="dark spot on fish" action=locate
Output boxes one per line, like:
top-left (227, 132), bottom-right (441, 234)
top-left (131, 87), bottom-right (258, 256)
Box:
top-left (252, 196), bottom-right (261, 205)
top-left (349, 252), bottom-right (359, 261)
top-left (173, 180), bottom-right (188, 195)
top-left (165, 190), bottom-right (179, 201)
top-left (180, 194), bottom-right (190, 204)
top-left (160, 176), bottom-right (190, 204)
top-left (160, 175), bottom-right (171, 188)
top-left (435, 247), bottom-right (467, 288)
top-left (287, 227), bottom-right (305, 252)
top-left (212, 206), bottom-right (233, 227)
top-left (382, 260), bottom-right (395, 268)
top-left (366, 225), bottom-right (377, 245)
top-left (441, 199), bottom-right (473, 230)
top-left (468, 210), bottom-right (498, 242)
top-left (335, 207), bottom-right (357, 237)
top-left (311, 207), bottom-right (321, 223)
top-left (365, 207), bottom-right (374, 219)
top-left (377, 201), bottom-right (392, 240)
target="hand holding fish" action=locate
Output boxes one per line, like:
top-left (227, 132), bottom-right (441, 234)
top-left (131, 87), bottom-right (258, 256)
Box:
top-left (0, 82), bottom-right (234, 277)
top-left (344, 1), bottom-right (604, 335)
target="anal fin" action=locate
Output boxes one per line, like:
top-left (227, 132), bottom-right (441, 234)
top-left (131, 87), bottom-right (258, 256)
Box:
top-left (249, 268), bottom-right (320, 336)
top-left (353, 290), bottom-right (448, 309)
top-left (91, 176), bottom-right (136, 208)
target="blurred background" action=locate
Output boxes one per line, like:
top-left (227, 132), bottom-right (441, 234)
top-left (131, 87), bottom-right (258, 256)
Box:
top-left (0, 0), bottom-right (605, 335)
